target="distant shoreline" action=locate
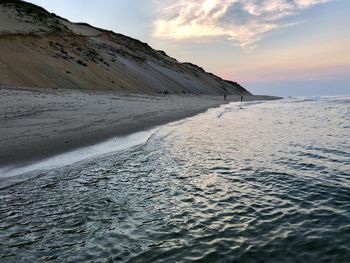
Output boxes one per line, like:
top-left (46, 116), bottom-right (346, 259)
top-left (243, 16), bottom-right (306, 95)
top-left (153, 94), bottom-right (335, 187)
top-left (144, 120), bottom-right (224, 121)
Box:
top-left (0, 87), bottom-right (281, 169)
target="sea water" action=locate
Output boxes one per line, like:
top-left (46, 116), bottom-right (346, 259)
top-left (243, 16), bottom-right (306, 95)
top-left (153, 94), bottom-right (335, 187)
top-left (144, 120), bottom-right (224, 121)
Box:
top-left (0, 96), bottom-right (349, 262)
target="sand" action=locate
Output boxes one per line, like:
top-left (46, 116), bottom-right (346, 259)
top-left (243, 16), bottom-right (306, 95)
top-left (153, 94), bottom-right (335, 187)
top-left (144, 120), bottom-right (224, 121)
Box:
top-left (0, 3), bottom-right (250, 95)
top-left (0, 86), bottom-right (280, 168)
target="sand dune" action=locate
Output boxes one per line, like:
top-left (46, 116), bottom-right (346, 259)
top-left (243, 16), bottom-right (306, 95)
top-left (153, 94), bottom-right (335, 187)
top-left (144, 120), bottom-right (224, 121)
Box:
top-left (0, 1), bottom-right (250, 95)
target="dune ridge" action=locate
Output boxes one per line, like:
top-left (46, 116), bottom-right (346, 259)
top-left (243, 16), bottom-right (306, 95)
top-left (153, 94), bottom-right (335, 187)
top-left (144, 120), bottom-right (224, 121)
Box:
top-left (0, 0), bottom-right (251, 95)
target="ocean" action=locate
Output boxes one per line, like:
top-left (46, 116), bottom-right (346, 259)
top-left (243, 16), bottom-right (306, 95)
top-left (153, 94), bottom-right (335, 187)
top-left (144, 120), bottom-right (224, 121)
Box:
top-left (0, 96), bottom-right (349, 262)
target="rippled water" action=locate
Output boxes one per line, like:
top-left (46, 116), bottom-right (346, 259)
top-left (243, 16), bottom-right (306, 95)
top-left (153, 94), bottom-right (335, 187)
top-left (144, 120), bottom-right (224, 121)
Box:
top-left (1, 96), bottom-right (350, 262)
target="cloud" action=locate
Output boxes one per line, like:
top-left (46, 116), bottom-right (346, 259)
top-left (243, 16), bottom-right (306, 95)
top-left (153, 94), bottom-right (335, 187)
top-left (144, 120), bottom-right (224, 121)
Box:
top-left (153, 0), bottom-right (332, 47)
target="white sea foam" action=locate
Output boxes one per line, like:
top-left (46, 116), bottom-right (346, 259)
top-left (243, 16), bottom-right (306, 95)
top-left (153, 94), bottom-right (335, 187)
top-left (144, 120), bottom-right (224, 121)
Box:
top-left (216, 101), bottom-right (265, 118)
top-left (0, 129), bottom-right (156, 186)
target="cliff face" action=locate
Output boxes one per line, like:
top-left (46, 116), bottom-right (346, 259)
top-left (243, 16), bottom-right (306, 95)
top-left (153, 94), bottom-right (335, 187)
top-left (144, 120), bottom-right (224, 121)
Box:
top-left (0, 0), bottom-right (251, 95)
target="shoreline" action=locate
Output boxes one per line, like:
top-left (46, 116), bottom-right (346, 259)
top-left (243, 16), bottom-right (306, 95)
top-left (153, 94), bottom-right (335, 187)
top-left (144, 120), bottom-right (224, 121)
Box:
top-left (0, 87), bottom-right (281, 169)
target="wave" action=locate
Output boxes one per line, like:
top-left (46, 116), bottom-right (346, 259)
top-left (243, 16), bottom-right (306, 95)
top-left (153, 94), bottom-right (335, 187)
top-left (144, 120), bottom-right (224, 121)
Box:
top-left (217, 101), bottom-right (265, 118)
top-left (0, 129), bottom-right (156, 189)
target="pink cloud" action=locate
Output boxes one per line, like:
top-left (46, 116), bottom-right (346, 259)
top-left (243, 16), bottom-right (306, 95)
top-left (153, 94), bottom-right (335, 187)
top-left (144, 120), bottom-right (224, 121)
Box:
top-left (153, 0), bottom-right (333, 47)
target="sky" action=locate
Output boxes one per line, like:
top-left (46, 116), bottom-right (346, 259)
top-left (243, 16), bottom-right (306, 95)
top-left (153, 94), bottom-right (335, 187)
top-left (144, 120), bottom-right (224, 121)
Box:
top-left (27, 0), bottom-right (350, 96)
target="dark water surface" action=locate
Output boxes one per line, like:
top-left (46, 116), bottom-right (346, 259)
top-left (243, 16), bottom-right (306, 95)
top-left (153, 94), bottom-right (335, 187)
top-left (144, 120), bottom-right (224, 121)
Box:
top-left (1, 97), bottom-right (350, 262)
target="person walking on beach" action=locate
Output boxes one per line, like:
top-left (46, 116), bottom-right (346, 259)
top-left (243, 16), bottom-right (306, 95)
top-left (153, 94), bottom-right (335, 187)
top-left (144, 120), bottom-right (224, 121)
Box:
top-left (241, 96), bottom-right (243, 102)
top-left (224, 94), bottom-right (227, 101)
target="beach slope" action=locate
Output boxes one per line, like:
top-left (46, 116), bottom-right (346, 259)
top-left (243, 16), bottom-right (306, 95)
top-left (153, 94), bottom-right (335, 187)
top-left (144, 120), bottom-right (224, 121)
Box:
top-left (0, 87), bottom-right (279, 167)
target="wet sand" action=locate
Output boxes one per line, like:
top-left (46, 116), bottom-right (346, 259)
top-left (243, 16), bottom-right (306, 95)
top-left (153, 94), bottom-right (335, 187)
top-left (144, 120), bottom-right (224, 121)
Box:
top-left (0, 86), bottom-right (280, 167)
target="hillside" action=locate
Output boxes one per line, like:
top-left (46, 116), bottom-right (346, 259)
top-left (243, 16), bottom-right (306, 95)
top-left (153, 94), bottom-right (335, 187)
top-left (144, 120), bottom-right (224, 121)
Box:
top-left (0, 0), bottom-right (251, 95)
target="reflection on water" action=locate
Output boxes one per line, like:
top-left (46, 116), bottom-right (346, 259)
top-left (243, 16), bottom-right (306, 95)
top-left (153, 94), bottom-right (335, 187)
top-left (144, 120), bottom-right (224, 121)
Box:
top-left (0, 97), bottom-right (350, 262)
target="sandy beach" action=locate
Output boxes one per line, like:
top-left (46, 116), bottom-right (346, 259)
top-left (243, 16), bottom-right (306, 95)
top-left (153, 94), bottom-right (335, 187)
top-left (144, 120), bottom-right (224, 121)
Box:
top-left (0, 86), bottom-right (279, 167)
top-left (0, 2), bottom-right (260, 169)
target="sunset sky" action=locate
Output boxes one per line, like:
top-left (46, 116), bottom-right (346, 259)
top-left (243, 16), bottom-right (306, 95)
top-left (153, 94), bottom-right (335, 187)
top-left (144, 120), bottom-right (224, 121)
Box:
top-left (27, 0), bottom-right (349, 96)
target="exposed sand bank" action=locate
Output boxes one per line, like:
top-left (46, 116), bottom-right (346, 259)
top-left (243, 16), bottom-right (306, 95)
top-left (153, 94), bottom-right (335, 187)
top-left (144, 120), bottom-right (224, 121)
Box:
top-left (0, 2), bottom-right (250, 95)
top-left (0, 86), bottom-right (280, 168)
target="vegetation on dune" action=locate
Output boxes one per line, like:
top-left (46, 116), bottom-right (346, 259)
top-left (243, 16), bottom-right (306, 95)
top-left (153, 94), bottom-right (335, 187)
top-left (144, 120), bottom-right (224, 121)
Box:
top-left (1, 0), bottom-right (50, 21)
top-left (0, 0), bottom-right (68, 32)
